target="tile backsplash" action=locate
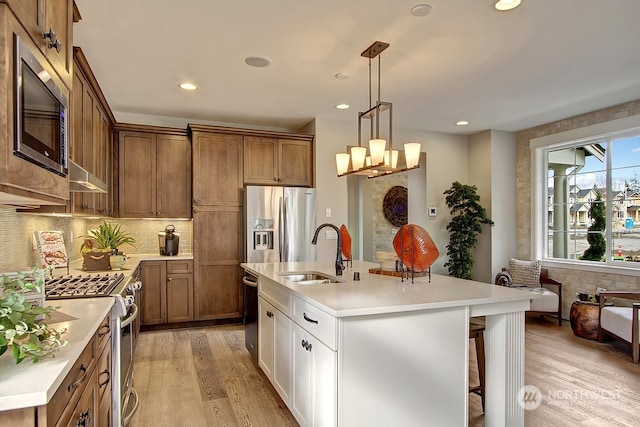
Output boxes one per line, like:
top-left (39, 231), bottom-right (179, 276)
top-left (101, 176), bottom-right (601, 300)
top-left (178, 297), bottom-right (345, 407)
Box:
top-left (0, 208), bottom-right (192, 272)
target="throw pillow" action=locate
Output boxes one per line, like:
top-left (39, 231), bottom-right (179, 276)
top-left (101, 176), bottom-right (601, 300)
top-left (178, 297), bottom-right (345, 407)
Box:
top-left (508, 258), bottom-right (541, 287)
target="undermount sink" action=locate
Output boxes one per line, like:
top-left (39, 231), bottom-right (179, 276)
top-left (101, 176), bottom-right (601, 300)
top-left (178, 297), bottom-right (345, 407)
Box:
top-left (278, 272), bottom-right (339, 285)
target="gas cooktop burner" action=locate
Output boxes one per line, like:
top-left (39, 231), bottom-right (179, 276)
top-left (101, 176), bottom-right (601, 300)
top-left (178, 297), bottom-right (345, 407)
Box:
top-left (45, 273), bottom-right (125, 299)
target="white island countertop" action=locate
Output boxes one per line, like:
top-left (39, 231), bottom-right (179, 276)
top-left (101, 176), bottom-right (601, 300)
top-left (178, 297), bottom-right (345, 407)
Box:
top-left (0, 298), bottom-right (113, 412)
top-left (241, 260), bottom-right (535, 317)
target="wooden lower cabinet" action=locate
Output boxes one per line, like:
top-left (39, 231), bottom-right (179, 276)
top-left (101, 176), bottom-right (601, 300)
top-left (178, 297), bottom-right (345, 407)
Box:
top-left (0, 314), bottom-right (111, 427)
top-left (141, 259), bottom-right (194, 325)
top-left (193, 206), bottom-right (242, 321)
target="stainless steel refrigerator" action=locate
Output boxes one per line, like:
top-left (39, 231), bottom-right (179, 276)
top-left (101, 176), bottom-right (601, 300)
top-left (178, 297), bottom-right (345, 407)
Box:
top-left (245, 185), bottom-right (317, 263)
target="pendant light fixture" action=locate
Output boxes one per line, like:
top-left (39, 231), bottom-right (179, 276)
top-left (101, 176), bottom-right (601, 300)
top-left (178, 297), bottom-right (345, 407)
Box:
top-left (336, 41), bottom-right (421, 178)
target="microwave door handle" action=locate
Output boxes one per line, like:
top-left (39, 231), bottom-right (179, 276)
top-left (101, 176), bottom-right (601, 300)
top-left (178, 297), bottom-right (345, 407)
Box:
top-left (121, 303), bottom-right (139, 329)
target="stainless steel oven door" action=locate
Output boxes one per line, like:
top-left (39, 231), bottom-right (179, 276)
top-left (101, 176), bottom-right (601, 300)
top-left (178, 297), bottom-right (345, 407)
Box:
top-left (120, 303), bottom-right (139, 426)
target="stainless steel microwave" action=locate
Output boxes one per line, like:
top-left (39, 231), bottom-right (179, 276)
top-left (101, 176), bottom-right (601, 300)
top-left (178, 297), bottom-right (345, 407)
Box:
top-left (14, 34), bottom-right (68, 176)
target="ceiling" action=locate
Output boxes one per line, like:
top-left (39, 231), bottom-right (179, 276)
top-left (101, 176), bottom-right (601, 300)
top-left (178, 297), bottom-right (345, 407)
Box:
top-left (73, 0), bottom-right (640, 135)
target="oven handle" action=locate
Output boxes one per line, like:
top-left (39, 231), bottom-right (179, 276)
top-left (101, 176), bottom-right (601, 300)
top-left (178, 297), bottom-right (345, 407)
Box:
top-left (121, 303), bottom-right (138, 329)
top-left (122, 387), bottom-right (139, 426)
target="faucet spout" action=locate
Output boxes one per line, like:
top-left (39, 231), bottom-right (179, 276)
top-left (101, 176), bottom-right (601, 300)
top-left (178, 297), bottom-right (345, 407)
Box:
top-left (311, 223), bottom-right (345, 276)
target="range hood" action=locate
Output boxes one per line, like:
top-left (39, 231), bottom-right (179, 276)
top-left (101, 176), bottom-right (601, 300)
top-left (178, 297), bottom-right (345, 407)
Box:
top-left (68, 161), bottom-right (108, 193)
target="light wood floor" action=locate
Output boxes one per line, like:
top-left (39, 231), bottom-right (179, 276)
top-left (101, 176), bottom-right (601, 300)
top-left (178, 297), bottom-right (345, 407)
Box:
top-left (130, 318), bottom-right (640, 427)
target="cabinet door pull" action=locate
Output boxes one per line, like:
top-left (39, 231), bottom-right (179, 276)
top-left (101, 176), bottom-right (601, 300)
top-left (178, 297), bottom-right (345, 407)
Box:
top-left (97, 324), bottom-right (110, 337)
top-left (99, 370), bottom-right (111, 388)
top-left (67, 365), bottom-right (88, 392)
top-left (76, 408), bottom-right (92, 427)
top-left (303, 313), bottom-right (318, 324)
top-left (301, 339), bottom-right (307, 349)
top-left (308, 343), bottom-right (312, 351)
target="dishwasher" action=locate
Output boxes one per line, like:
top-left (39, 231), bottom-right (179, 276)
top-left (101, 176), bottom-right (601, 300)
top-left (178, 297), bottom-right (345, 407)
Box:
top-left (243, 271), bottom-right (258, 366)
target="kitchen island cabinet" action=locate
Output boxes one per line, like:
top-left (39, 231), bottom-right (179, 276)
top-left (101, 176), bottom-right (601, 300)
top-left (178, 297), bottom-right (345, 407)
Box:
top-left (0, 298), bottom-right (113, 427)
top-left (258, 295), bottom-right (291, 404)
top-left (242, 261), bottom-right (533, 427)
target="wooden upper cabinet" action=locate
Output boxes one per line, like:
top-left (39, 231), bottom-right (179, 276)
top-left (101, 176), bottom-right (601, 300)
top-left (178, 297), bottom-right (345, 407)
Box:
top-left (5, 0), bottom-right (73, 89)
top-left (70, 47), bottom-right (115, 216)
top-left (244, 136), bottom-right (278, 185)
top-left (278, 139), bottom-right (313, 187)
top-left (156, 134), bottom-right (192, 218)
top-left (192, 131), bottom-right (243, 206)
top-left (118, 128), bottom-right (191, 218)
top-left (244, 136), bottom-right (313, 187)
top-left (119, 131), bottom-right (156, 217)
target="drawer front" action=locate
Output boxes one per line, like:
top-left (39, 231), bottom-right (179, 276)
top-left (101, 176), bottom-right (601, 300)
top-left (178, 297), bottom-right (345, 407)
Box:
top-left (95, 313), bottom-right (111, 356)
top-left (167, 259), bottom-right (194, 274)
top-left (96, 340), bottom-right (112, 404)
top-left (291, 296), bottom-right (336, 350)
top-left (259, 277), bottom-right (290, 316)
top-left (48, 336), bottom-right (96, 427)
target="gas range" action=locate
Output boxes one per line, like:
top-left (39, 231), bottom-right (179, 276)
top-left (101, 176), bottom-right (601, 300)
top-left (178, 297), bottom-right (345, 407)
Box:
top-left (45, 273), bottom-right (126, 299)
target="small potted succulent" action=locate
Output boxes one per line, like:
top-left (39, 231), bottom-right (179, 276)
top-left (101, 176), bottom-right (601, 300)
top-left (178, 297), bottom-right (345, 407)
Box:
top-left (81, 221), bottom-right (136, 270)
top-left (0, 269), bottom-right (67, 364)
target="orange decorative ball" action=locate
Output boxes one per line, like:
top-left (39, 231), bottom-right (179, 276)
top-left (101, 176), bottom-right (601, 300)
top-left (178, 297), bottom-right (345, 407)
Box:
top-left (392, 224), bottom-right (439, 272)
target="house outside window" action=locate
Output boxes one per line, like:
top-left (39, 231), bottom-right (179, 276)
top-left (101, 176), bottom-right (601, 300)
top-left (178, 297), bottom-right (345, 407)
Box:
top-left (538, 130), bottom-right (640, 266)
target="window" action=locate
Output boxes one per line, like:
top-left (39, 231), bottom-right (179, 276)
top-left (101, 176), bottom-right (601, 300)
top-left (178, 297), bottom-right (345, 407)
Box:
top-left (543, 131), bottom-right (640, 265)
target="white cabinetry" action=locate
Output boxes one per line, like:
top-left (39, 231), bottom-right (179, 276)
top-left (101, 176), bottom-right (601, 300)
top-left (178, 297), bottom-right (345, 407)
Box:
top-left (258, 296), bottom-right (291, 403)
top-left (257, 277), bottom-right (337, 427)
top-left (291, 321), bottom-right (337, 427)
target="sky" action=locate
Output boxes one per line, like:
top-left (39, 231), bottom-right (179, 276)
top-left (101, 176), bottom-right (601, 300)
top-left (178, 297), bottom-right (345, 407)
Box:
top-left (551, 135), bottom-right (640, 192)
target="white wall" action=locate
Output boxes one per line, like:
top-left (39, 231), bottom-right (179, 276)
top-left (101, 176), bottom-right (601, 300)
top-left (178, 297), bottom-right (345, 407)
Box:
top-left (490, 130), bottom-right (517, 277)
top-left (312, 118), bottom-right (353, 263)
top-left (468, 130), bottom-right (518, 283)
top-left (469, 131), bottom-right (493, 282)
top-left (313, 118), bottom-right (469, 274)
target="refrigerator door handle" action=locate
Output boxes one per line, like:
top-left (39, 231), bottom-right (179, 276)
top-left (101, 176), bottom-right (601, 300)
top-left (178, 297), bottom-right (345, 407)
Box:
top-left (279, 196), bottom-right (285, 262)
top-left (282, 196), bottom-right (289, 261)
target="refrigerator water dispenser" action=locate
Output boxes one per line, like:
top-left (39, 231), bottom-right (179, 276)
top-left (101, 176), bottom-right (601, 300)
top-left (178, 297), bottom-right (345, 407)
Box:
top-left (254, 230), bottom-right (273, 250)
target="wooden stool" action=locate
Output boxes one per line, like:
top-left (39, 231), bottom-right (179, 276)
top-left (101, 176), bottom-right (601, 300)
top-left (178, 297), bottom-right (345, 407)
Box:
top-left (469, 319), bottom-right (486, 413)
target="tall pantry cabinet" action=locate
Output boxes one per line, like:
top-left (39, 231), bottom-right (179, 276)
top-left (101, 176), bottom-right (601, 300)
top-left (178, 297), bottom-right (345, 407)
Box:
top-left (190, 126), bottom-right (243, 321)
top-left (189, 124), bottom-right (314, 323)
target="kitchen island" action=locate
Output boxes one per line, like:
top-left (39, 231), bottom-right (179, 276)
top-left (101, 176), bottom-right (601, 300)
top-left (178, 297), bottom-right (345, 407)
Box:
top-left (242, 260), bottom-right (533, 427)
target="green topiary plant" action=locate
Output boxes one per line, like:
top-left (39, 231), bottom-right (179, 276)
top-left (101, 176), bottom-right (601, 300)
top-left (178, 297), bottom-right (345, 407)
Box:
top-left (0, 269), bottom-right (67, 364)
top-left (443, 181), bottom-right (494, 279)
top-left (581, 191), bottom-right (606, 261)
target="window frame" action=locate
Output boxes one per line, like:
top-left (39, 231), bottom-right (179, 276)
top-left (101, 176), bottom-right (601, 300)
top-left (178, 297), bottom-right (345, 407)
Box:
top-left (530, 115), bottom-right (640, 274)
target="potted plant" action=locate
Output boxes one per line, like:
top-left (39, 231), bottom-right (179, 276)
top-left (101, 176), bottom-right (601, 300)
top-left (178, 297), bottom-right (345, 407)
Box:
top-left (0, 269), bottom-right (67, 364)
top-left (443, 181), bottom-right (494, 279)
top-left (82, 221), bottom-right (136, 270)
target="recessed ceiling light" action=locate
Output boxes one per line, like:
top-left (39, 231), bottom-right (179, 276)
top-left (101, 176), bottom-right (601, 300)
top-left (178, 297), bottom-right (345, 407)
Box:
top-left (411, 4), bottom-right (432, 17)
top-left (179, 82), bottom-right (197, 91)
top-left (335, 73), bottom-right (349, 80)
top-left (245, 56), bottom-right (272, 67)
top-left (336, 104), bottom-right (350, 110)
top-left (456, 120), bottom-right (469, 126)
top-left (495, 0), bottom-right (521, 11)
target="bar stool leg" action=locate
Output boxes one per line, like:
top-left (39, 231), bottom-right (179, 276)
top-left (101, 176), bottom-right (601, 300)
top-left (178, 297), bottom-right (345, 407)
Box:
top-left (475, 329), bottom-right (486, 413)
